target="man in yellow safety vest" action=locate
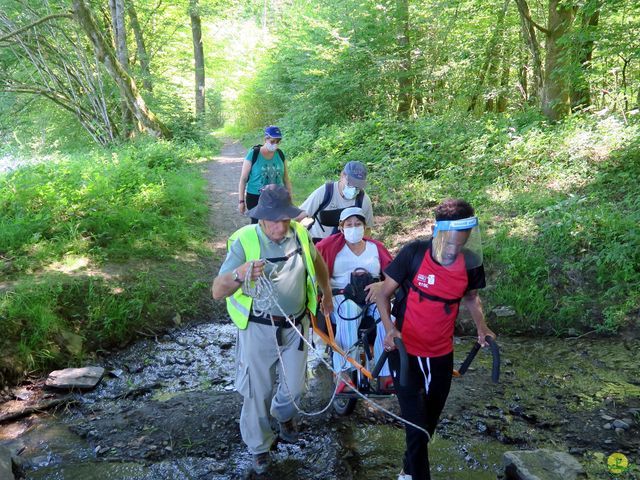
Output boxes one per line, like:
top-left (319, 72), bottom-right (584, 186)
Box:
top-left (212, 184), bottom-right (333, 474)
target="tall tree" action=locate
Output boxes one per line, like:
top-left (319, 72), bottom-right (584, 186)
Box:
top-left (109, 0), bottom-right (133, 133)
top-left (468, 0), bottom-right (511, 112)
top-left (515, 0), bottom-right (578, 120)
top-left (127, 0), bottom-right (153, 92)
top-left (190, 0), bottom-right (205, 118)
top-left (72, 0), bottom-right (170, 138)
top-left (396, 0), bottom-right (413, 117)
top-left (0, 8), bottom-right (118, 145)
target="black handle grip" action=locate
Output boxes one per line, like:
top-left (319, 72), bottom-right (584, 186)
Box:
top-left (370, 337), bottom-right (409, 387)
top-left (456, 336), bottom-right (500, 383)
top-left (457, 341), bottom-right (481, 375)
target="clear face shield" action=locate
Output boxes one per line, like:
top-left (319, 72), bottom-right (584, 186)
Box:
top-left (431, 216), bottom-right (483, 269)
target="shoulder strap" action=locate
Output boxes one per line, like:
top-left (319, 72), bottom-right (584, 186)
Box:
top-left (410, 240), bottom-right (430, 280)
top-left (276, 148), bottom-right (285, 162)
top-left (392, 240), bottom-right (431, 329)
top-left (355, 189), bottom-right (364, 208)
top-left (251, 145), bottom-right (262, 166)
top-left (312, 181), bottom-right (334, 220)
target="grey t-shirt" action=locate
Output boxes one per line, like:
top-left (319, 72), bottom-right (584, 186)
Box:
top-left (299, 181), bottom-right (374, 240)
top-left (219, 224), bottom-right (318, 317)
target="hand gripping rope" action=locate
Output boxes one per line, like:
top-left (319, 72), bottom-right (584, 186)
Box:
top-left (241, 261), bottom-right (432, 440)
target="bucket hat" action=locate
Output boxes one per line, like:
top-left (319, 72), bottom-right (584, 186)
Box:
top-left (246, 184), bottom-right (302, 221)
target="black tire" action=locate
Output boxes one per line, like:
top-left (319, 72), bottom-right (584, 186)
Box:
top-left (333, 395), bottom-right (357, 416)
top-left (333, 371), bottom-right (358, 416)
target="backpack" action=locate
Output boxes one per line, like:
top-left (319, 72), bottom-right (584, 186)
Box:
top-left (251, 145), bottom-right (285, 166)
top-left (311, 181), bottom-right (365, 234)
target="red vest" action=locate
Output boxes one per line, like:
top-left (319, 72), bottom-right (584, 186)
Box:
top-left (402, 248), bottom-right (468, 357)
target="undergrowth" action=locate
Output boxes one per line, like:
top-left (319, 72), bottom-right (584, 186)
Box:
top-left (286, 111), bottom-right (640, 335)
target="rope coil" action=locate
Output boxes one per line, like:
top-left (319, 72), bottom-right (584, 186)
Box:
top-left (241, 260), bottom-right (431, 440)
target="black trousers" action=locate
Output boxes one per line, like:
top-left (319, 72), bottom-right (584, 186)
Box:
top-left (245, 192), bottom-right (260, 224)
top-left (389, 350), bottom-right (454, 480)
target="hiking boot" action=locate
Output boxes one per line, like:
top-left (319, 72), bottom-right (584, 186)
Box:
top-left (278, 418), bottom-right (299, 443)
top-left (252, 452), bottom-right (271, 474)
top-left (398, 470), bottom-right (412, 480)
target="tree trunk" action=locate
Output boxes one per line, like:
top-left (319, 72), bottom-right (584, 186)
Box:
top-left (541, 0), bottom-right (576, 120)
top-left (469, 0), bottom-right (510, 112)
top-left (571, 2), bottom-right (600, 109)
top-left (72, 0), bottom-right (171, 139)
top-left (497, 48), bottom-right (511, 112)
top-left (396, 0), bottom-right (413, 117)
top-left (109, 0), bottom-right (133, 134)
top-left (190, 0), bottom-right (205, 118)
top-left (514, 0), bottom-right (543, 101)
top-left (127, 0), bottom-right (153, 92)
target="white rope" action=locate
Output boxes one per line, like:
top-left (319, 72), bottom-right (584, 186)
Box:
top-left (241, 261), bottom-right (431, 440)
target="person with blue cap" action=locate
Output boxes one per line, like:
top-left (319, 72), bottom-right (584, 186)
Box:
top-left (238, 126), bottom-right (292, 224)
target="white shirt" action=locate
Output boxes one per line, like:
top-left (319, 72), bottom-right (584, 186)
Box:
top-left (331, 241), bottom-right (381, 289)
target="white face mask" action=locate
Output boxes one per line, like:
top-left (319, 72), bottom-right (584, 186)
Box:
top-left (265, 142), bottom-right (278, 152)
top-left (343, 225), bottom-right (365, 244)
top-left (343, 185), bottom-right (358, 200)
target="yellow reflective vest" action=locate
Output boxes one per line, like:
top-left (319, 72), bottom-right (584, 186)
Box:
top-left (225, 221), bottom-right (318, 329)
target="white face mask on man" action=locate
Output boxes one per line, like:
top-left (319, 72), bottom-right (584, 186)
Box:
top-left (342, 185), bottom-right (358, 200)
top-left (343, 225), bottom-right (365, 244)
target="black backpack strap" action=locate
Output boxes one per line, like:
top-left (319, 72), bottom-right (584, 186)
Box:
top-left (355, 189), bottom-right (364, 208)
top-left (276, 148), bottom-right (285, 162)
top-left (407, 283), bottom-right (462, 314)
top-left (251, 145), bottom-right (262, 166)
top-left (392, 240), bottom-right (431, 330)
top-left (311, 181), bottom-right (334, 232)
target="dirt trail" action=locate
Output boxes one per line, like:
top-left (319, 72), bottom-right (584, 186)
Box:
top-left (204, 140), bottom-right (249, 251)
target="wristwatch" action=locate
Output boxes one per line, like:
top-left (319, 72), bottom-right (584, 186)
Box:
top-left (232, 268), bottom-right (243, 283)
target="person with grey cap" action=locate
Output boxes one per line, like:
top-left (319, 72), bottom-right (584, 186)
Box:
top-left (238, 126), bottom-right (293, 224)
top-left (212, 184), bottom-right (333, 475)
top-left (296, 160), bottom-right (374, 242)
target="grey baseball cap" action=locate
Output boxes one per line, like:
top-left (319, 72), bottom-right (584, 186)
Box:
top-left (342, 161), bottom-right (367, 189)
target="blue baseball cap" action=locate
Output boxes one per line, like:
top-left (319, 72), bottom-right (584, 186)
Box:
top-left (264, 126), bottom-right (282, 139)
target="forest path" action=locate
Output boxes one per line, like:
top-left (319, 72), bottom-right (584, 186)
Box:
top-left (203, 139), bottom-right (248, 252)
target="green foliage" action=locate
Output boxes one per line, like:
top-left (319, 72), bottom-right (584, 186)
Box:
top-left (0, 139), bottom-right (213, 272)
top-left (0, 269), bottom-right (208, 375)
top-left (287, 112), bottom-right (640, 334)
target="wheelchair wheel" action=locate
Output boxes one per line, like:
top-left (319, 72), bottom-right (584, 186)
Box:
top-left (333, 371), bottom-right (358, 416)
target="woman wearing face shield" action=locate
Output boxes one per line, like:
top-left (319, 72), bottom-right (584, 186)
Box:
top-left (315, 207), bottom-right (394, 392)
top-left (375, 199), bottom-right (496, 480)
top-left (238, 126), bottom-right (293, 224)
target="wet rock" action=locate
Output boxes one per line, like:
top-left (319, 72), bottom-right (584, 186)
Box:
top-left (603, 423), bottom-right (612, 430)
top-left (601, 414), bottom-right (614, 421)
top-left (492, 306), bottom-right (516, 317)
top-left (46, 366), bottom-right (105, 390)
top-left (0, 446), bottom-right (15, 480)
top-left (615, 428), bottom-right (625, 435)
top-left (504, 449), bottom-right (586, 480)
top-left (612, 419), bottom-right (630, 430)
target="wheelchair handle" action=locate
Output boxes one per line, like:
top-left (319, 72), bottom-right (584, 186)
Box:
top-left (371, 337), bottom-right (409, 387)
top-left (457, 335), bottom-right (500, 383)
